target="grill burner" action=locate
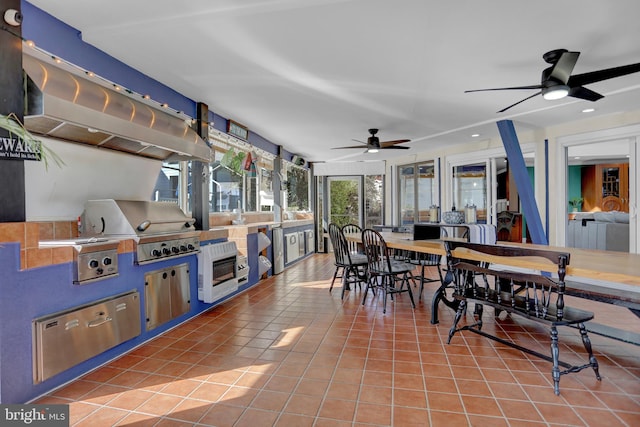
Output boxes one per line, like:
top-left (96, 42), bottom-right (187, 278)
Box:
top-left (39, 238), bottom-right (120, 284)
top-left (80, 200), bottom-right (200, 264)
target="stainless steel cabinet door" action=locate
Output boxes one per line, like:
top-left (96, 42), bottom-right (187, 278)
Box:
top-left (145, 263), bottom-right (190, 331)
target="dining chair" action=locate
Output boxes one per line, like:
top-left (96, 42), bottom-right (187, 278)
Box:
top-left (341, 223), bottom-right (363, 255)
top-left (328, 223), bottom-right (368, 299)
top-left (361, 228), bottom-right (416, 314)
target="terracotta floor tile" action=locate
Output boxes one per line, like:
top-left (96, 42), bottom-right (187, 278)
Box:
top-left (294, 378), bottom-right (329, 396)
top-left (164, 398), bottom-right (212, 423)
top-left (392, 406), bottom-right (430, 426)
top-left (273, 413), bottom-right (315, 426)
top-left (251, 390), bottom-right (290, 411)
top-left (318, 398), bottom-right (356, 421)
top-left (427, 391), bottom-right (465, 412)
top-left (284, 394), bottom-right (323, 416)
top-left (393, 388), bottom-right (427, 408)
top-left (354, 402), bottom-right (392, 425)
top-left (74, 406), bottom-right (128, 427)
top-left (189, 382), bottom-right (230, 402)
top-left (199, 403), bottom-right (246, 427)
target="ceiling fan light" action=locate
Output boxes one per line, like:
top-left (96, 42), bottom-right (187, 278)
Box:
top-left (367, 147), bottom-right (379, 153)
top-left (542, 85), bottom-right (570, 100)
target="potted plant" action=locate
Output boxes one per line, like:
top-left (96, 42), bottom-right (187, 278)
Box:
top-left (569, 197), bottom-right (583, 212)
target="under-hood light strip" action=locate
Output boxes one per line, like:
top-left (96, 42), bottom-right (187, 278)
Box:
top-left (22, 40), bottom-right (195, 124)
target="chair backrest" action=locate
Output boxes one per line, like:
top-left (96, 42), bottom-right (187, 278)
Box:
top-left (328, 223), bottom-right (351, 266)
top-left (362, 228), bottom-right (392, 274)
top-left (444, 241), bottom-right (571, 319)
top-left (341, 224), bottom-right (362, 254)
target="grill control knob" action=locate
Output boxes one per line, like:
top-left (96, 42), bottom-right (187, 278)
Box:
top-left (89, 259), bottom-right (99, 269)
top-left (162, 247), bottom-right (171, 255)
top-left (187, 244), bottom-right (195, 251)
top-left (151, 249), bottom-right (162, 257)
top-left (180, 245), bottom-right (188, 252)
top-left (171, 246), bottom-right (179, 254)
top-left (103, 257), bottom-right (112, 266)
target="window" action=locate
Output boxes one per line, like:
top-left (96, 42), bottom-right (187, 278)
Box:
top-left (398, 161), bottom-right (437, 224)
top-left (286, 163), bottom-right (310, 211)
top-left (210, 149), bottom-right (244, 212)
top-left (452, 163), bottom-right (487, 221)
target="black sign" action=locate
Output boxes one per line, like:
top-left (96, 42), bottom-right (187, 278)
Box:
top-left (0, 129), bottom-right (41, 161)
top-left (227, 120), bottom-right (249, 141)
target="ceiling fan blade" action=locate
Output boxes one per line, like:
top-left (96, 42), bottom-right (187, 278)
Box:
top-left (465, 84), bottom-right (542, 93)
top-left (351, 138), bottom-right (367, 144)
top-left (497, 91), bottom-right (542, 113)
top-left (549, 51), bottom-right (580, 84)
top-left (568, 62), bottom-right (640, 86)
top-left (568, 86), bottom-right (604, 102)
top-left (382, 145), bottom-right (410, 150)
top-left (380, 139), bottom-right (410, 147)
top-left (332, 145), bottom-right (370, 150)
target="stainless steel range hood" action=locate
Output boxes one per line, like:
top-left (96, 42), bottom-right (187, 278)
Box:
top-left (23, 54), bottom-right (211, 162)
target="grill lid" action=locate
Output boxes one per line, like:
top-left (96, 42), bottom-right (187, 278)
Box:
top-left (81, 199), bottom-right (196, 239)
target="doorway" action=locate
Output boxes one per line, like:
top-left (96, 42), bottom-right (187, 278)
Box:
top-left (327, 176), bottom-right (362, 228)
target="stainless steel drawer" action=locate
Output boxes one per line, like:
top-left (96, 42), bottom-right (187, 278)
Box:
top-left (33, 291), bottom-right (141, 384)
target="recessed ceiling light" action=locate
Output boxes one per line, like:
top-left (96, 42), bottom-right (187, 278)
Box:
top-left (581, 108), bottom-right (595, 113)
top-left (574, 156), bottom-right (581, 159)
top-left (471, 133), bottom-right (480, 138)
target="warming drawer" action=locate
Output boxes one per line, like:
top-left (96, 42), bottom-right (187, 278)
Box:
top-left (33, 291), bottom-right (141, 384)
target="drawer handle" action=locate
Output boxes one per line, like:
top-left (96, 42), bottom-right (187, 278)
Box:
top-left (88, 316), bottom-right (112, 328)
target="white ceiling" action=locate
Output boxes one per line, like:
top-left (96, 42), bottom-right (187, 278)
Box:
top-left (27, 0), bottom-right (640, 164)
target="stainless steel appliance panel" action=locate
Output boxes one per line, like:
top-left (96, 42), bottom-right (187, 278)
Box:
top-left (285, 232), bottom-right (299, 264)
top-left (145, 263), bottom-right (190, 331)
top-left (305, 230), bottom-right (315, 255)
top-left (33, 291), bottom-right (141, 383)
top-left (298, 231), bottom-right (305, 257)
top-left (272, 227), bottom-right (284, 274)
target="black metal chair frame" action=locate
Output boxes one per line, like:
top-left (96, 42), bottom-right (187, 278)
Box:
top-left (328, 223), bottom-right (368, 299)
top-left (361, 228), bottom-right (416, 314)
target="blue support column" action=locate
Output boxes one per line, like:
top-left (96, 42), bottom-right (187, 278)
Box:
top-left (497, 120), bottom-right (548, 245)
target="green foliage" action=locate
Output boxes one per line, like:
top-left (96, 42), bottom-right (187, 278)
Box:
top-left (220, 148), bottom-right (246, 176)
top-left (329, 180), bottom-right (359, 227)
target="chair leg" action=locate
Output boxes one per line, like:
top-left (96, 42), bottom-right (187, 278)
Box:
top-left (404, 273), bottom-right (416, 309)
top-left (382, 276), bottom-right (390, 314)
top-left (475, 303), bottom-right (483, 330)
top-left (448, 300), bottom-right (466, 344)
top-left (329, 266), bottom-right (340, 293)
top-left (578, 323), bottom-right (601, 381)
top-left (362, 275), bottom-right (374, 305)
top-left (550, 326), bottom-right (561, 396)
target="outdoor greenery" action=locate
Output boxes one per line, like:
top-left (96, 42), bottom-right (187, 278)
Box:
top-left (286, 164), bottom-right (309, 211)
top-left (329, 179), bottom-right (359, 228)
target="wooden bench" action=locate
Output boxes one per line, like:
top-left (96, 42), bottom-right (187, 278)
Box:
top-left (444, 241), bottom-right (601, 395)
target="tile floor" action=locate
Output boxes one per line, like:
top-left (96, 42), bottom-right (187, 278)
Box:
top-left (35, 253), bottom-right (640, 426)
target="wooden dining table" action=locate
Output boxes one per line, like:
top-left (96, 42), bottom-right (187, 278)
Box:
top-left (345, 232), bottom-right (640, 334)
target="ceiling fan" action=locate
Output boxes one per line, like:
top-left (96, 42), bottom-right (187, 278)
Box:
top-left (332, 128), bottom-right (410, 153)
top-left (465, 48), bottom-right (640, 113)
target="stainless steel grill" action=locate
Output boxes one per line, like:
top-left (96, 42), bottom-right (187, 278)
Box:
top-left (80, 199), bottom-right (200, 264)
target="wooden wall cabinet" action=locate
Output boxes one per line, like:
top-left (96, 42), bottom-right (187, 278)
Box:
top-left (581, 163), bottom-right (629, 212)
